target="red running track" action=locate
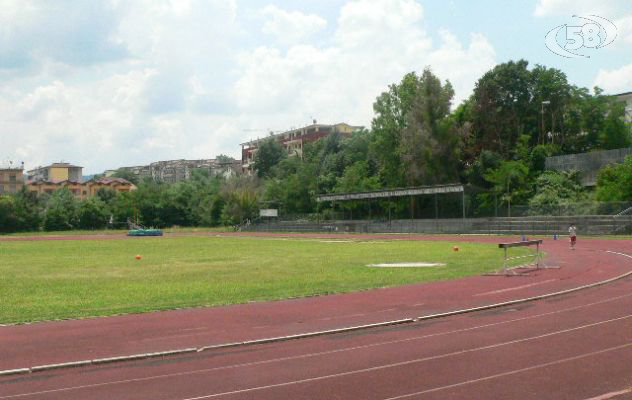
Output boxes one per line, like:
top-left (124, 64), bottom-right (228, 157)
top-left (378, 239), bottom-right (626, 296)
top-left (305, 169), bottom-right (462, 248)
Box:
top-left (1, 272), bottom-right (631, 399)
top-left (0, 233), bottom-right (631, 399)
top-left (0, 233), bottom-right (629, 371)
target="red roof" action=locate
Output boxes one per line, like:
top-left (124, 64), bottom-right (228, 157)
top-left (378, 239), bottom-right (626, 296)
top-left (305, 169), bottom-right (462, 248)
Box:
top-left (92, 177), bottom-right (134, 186)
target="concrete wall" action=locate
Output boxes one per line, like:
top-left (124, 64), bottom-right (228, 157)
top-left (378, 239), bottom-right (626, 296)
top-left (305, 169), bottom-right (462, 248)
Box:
top-left (545, 147), bottom-right (632, 186)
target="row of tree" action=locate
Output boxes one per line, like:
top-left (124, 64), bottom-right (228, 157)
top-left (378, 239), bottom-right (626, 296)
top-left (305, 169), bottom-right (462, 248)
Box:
top-left (0, 170), bottom-right (263, 233)
top-left (1, 59), bottom-right (630, 233)
top-left (256, 61), bottom-right (630, 217)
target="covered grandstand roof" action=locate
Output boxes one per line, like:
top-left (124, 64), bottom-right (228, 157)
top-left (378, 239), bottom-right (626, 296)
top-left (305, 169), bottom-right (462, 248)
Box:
top-left (316, 184), bottom-right (465, 202)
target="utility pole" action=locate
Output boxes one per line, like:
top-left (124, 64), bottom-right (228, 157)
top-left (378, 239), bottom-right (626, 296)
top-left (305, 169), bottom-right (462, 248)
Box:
top-left (541, 100), bottom-right (551, 144)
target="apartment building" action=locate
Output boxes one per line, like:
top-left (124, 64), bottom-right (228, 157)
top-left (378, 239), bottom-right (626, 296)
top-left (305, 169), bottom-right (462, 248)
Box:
top-left (0, 163), bottom-right (25, 195)
top-left (111, 159), bottom-right (239, 183)
top-left (27, 163), bottom-right (83, 183)
top-left (27, 177), bottom-right (136, 199)
top-left (240, 122), bottom-right (363, 173)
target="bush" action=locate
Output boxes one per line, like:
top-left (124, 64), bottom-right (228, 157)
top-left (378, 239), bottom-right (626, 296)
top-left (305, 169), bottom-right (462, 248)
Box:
top-left (78, 198), bottom-right (110, 229)
top-left (596, 156), bottom-right (632, 202)
top-left (43, 189), bottom-right (78, 231)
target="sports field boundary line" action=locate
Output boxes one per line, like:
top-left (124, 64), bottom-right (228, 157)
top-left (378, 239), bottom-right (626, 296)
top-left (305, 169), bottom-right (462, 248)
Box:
top-left (1, 250), bottom-right (630, 378)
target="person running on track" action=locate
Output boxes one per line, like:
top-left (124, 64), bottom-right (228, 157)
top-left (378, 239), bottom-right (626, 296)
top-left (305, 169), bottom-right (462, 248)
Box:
top-left (568, 224), bottom-right (577, 250)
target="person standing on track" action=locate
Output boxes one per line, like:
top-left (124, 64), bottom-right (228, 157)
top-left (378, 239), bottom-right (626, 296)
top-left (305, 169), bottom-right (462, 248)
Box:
top-left (568, 224), bottom-right (577, 250)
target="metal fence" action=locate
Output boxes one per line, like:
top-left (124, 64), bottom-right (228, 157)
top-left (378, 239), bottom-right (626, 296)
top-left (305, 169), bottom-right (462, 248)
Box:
top-left (276, 202), bottom-right (632, 221)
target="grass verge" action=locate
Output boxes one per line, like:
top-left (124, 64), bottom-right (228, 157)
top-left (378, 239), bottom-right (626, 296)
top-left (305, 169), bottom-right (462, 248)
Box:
top-left (0, 235), bottom-right (527, 324)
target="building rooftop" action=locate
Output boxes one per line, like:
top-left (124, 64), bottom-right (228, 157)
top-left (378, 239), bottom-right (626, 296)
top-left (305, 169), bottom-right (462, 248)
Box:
top-left (240, 122), bottom-right (363, 147)
top-left (27, 163), bottom-right (83, 173)
top-left (90, 177), bottom-right (135, 185)
top-left (0, 162), bottom-right (24, 170)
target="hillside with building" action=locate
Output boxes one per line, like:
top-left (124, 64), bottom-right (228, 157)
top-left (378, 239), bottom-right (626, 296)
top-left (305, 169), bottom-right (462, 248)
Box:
top-left (240, 122), bottom-right (363, 173)
top-left (107, 158), bottom-right (240, 183)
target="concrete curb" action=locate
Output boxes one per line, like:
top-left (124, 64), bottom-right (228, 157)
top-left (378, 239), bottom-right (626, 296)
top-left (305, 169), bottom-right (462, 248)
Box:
top-left (30, 360), bottom-right (92, 372)
top-left (197, 319), bottom-right (415, 352)
top-left (0, 368), bottom-right (30, 377)
top-left (1, 250), bottom-right (630, 378)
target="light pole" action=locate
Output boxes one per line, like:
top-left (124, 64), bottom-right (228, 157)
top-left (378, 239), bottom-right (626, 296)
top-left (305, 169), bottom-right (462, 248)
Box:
top-left (541, 100), bottom-right (551, 144)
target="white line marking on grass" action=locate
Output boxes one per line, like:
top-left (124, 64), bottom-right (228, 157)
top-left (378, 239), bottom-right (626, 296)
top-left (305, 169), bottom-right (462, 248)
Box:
top-left (382, 344), bottom-right (632, 399)
top-left (179, 315), bottom-right (632, 399)
top-left (6, 295), bottom-right (631, 399)
top-left (368, 263), bottom-right (446, 268)
top-left (474, 279), bottom-right (558, 297)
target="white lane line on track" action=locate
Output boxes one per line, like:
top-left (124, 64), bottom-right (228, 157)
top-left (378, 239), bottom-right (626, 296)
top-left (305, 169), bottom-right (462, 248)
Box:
top-left (381, 343), bottom-right (632, 400)
top-left (179, 315), bottom-right (632, 399)
top-left (607, 251), bottom-right (632, 260)
top-left (179, 327), bottom-right (209, 333)
top-left (474, 279), bottom-right (558, 297)
top-left (4, 297), bottom-right (631, 400)
top-left (583, 388), bottom-right (632, 400)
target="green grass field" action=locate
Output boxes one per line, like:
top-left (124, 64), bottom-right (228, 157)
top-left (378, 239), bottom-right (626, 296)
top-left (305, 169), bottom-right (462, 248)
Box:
top-left (0, 235), bottom-right (526, 324)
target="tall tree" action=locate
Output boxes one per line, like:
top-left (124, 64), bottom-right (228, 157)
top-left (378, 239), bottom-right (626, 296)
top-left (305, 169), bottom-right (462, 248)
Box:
top-left (600, 100), bottom-right (631, 149)
top-left (369, 72), bottom-right (419, 187)
top-left (253, 138), bottom-right (287, 178)
top-left (471, 60), bottom-right (533, 158)
top-left (400, 68), bottom-right (460, 185)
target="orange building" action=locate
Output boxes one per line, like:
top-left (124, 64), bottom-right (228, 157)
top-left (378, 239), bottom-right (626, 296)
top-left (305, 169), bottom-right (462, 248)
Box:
top-left (86, 178), bottom-right (137, 197)
top-left (27, 178), bottom-right (136, 199)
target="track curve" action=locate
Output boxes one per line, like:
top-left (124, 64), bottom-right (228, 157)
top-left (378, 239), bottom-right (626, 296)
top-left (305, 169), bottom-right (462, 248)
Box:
top-left (0, 233), bottom-right (630, 399)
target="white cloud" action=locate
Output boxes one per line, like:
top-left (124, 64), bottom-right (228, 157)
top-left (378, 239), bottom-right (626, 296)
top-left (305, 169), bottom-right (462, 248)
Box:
top-left (534, 0), bottom-right (622, 17)
top-left (235, 0), bottom-right (495, 127)
top-left (0, 0), bottom-right (127, 70)
top-left (594, 64), bottom-right (632, 94)
top-left (0, 0), bottom-right (497, 174)
top-left (261, 5), bottom-right (327, 46)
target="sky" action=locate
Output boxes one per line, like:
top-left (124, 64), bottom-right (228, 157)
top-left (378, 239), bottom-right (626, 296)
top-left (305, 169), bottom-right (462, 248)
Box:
top-left (1, 0), bottom-right (631, 174)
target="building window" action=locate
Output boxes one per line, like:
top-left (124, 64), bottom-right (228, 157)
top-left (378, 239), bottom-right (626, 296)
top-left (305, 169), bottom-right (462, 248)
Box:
top-left (9, 174), bottom-right (16, 182)
top-left (0, 185), bottom-right (4, 194)
top-left (82, 190), bottom-right (87, 195)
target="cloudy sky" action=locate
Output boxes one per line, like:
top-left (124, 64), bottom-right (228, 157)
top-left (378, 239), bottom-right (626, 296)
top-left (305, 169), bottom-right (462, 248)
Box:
top-left (1, 0), bottom-right (631, 174)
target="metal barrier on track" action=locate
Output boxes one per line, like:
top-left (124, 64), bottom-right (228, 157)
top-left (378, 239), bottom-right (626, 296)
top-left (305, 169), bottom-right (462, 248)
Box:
top-left (487, 240), bottom-right (560, 276)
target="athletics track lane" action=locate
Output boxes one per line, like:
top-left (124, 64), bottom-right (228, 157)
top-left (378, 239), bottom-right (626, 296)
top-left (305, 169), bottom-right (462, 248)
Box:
top-left (1, 276), bottom-right (631, 399)
top-left (0, 234), bottom-right (630, 373)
